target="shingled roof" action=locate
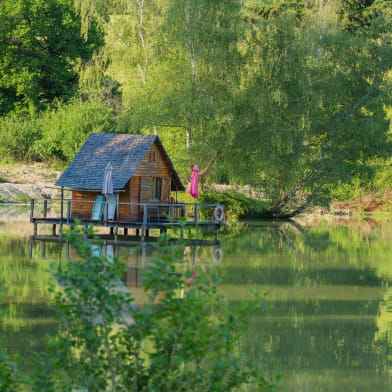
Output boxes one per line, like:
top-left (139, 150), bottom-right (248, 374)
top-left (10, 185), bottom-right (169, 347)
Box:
top-left (55, 133), bottom-right (185, 191)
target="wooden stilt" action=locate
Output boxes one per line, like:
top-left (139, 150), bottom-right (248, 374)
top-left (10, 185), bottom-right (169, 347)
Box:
top-left (110, 227), bottom-right (114, 235)
top-left (34, 223), bottom-right (37, 236)
top-left (124, 228), bottom-right (128, 236)
top-left (52, 224), bottom-right (56, 236)
top-left (60, 187), bottom-right (64, 222)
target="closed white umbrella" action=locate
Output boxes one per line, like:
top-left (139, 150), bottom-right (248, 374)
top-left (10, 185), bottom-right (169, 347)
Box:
top-left (102, 161), bottom-right (116, 221)
top-left (102, 161), bottom-right (114, 196)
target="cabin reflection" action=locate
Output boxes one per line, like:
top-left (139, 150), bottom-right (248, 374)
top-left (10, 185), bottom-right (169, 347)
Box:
top-left (29, 235), bottom-right (223, 293)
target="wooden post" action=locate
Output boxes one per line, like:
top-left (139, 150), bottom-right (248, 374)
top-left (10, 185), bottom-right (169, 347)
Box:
top-left (30, 199), bottom-right (34, 222)
top-left (114, 226), bottom-right (118, 242)
top-left (52, 224), bottom-right (56, 236)
top-left (116, 193), bottom-right (120, 221)
top-left (34, 223), bottom-right (37, 236)
top-left (124, 228), bottom-right (128, 236)
top-left (43, 199), bottom-right (48, 218)
top-left (60, 187), bottom-right (64, 222)
top-left (136, 229), bottom-right (140, 236)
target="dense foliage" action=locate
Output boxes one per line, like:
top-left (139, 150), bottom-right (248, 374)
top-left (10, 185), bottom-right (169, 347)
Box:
top-left (0, 0), bottom-right (103, 115)
top-left (0, 228), bottom-right (275, 391)
top-left (0, 0), bottom-right (391, 216)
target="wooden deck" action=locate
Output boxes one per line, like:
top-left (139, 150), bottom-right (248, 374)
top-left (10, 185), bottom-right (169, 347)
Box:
top-left (30, 198), bottom-right (224, 240)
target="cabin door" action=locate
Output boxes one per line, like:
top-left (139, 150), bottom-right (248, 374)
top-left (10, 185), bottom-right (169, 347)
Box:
top-left (129, 176), bottom-right (141, 221)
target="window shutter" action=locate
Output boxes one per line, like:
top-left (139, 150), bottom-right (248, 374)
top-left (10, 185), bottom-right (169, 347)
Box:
top-left (162, 177), bottom-right (171, 202)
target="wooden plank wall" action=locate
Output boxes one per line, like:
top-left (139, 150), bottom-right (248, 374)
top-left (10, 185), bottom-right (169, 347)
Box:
top-left (118, 177), bottom-right (139, 221)
top-left (71, 190), bottom-right (98, 219)
top-left (134, 142), bottom-right (172, 204)
top-left (135, 143), bottom-right (171, 178)
top-left (69, 142), bottom-right (174, 223)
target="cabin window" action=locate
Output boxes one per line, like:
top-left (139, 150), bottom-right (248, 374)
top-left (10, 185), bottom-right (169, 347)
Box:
top-left (149, 151), bottom-right (156, 162)
top-left (151, 177), bottom-right (162, 200)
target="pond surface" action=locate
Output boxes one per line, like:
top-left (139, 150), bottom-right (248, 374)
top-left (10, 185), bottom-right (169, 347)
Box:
top-left (1, 212), bottom-right (392, 391)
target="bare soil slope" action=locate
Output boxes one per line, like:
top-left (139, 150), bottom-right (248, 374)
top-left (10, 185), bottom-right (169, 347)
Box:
top-left (0, 163), bottom-right (62, 202)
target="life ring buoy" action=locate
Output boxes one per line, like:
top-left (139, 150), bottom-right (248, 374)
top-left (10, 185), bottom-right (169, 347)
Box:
top-left (213, 206), bottom-right (224, 222)
top-left (212, 248), bottom-right (223, 265)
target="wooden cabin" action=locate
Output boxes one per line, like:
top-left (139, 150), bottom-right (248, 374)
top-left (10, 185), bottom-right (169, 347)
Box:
top-left (55, 133), bottom-right (185, 222)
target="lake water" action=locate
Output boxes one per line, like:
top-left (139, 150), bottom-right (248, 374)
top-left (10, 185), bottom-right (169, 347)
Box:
top-left (1, 211), bottom-right (392, 391)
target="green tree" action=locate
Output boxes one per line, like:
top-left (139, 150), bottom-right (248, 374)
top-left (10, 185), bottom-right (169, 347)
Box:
top-left (0, 0), bottom-right (104, 115)
top-left (53, 0), bottom-right (392, 215)
top-left (228, 0), bottom-right (392, 216)
top-left (73, 0), bottom-right (243, 183)
top-left (339, 0), bottom-right (376, 33)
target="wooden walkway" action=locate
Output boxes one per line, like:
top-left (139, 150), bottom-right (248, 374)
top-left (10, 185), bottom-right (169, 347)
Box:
top-left (30, 198), bottom-right (224, 240)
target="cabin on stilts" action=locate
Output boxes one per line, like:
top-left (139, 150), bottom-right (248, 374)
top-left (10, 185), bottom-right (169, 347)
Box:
top-left (30, 133), bottom-right (224, 239)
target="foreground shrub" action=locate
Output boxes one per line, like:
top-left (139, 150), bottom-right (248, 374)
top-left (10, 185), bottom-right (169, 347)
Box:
top-left (198, 192), bottom-right (270, 220)
top-left (0, 100), bottom-right (117, 164)
top-left (0, 227), bottom-right (276, 391)
top-left (32, 100), bottom-right (117, 163)
top-left (0, 115), bottom-right (42, 161)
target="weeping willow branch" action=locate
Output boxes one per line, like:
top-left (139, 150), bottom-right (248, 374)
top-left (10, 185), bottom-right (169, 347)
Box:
top-left (199, 151), bottom-right (221, 185)
top-left (273, 83), bottom-right (379, 218)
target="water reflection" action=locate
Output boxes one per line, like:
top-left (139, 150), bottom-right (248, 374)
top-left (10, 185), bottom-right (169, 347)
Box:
top-left (219, 219), bottom-right (392, 391)
top-left (1, 217), bottom-right (392, 390)
top-left (29, 234), bottom-right (222, 273)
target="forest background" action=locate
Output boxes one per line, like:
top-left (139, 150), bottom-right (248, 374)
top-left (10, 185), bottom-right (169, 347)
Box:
top-left (0, 0), bottom-right (391, 218)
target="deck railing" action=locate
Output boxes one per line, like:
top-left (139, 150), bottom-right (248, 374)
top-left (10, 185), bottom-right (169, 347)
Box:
top-left (30, 198), bottom-right (224, 227)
